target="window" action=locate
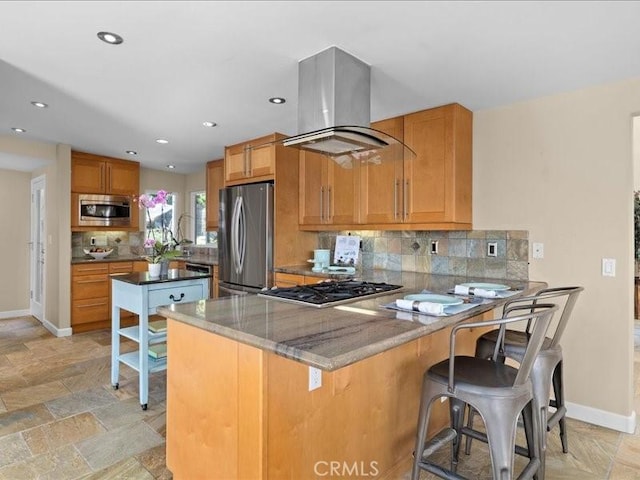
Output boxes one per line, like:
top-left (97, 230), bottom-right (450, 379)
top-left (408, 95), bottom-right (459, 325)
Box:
top-left (144, 191), bottom-right (177, 242)
top-left (191, 191), bottom-right (217, 246)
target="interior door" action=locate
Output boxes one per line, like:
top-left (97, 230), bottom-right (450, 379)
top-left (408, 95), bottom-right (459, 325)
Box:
top-left (30, 175), bottom-right (46, 322)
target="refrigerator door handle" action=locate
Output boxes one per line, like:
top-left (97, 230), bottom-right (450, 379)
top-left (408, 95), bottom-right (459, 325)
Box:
top-left (237, 196), bottom-right (246, 274)
top-left (231, 196), bottom-right (243, 274)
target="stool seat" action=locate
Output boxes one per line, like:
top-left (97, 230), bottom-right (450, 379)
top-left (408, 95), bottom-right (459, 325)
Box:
top-left (429, 356), bottom-right (519, 390)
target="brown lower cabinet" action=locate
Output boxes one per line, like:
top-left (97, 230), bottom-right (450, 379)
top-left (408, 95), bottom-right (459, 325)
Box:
top-left (71, 260), bottom-right (192, 332)
top-left (273, 272), bottom-right (321, 288)
top-left (166, 311), bottom-right (494, 479)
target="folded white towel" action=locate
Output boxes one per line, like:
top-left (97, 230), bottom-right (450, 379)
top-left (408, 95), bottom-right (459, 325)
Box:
top-left (454, 285), bottom-right (497, 298)
top-left (395, 299), bottom-right (444, 315)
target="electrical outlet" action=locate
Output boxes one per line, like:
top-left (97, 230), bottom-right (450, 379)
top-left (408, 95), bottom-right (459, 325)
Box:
top-left (90, 237), bottom-right (96, 246)
top-left (94, 235), bottom-right (107, 246)
top-left (430, 240), bottom-right (438, 255)
top-left (309, 366), bottom-right (322, 391)
top-left (532, 243), bottom-right (544, 259)
top-left (487, 242), bottom-right (497, 257)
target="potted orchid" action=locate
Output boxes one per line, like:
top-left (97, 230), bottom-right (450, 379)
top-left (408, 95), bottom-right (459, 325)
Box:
top-left (137, 190), bottom-right (180, 275)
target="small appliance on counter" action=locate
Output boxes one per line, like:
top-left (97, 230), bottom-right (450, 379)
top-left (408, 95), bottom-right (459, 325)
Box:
top-left (308, 249), bottom-right (331, 272)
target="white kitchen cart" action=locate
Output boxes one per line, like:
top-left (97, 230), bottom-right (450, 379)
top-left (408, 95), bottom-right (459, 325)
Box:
top-left (111, 270), bottom-right (210, 409)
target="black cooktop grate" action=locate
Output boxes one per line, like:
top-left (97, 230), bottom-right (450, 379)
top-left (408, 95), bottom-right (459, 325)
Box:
top-left (258, 280), bottom-right (403, 307)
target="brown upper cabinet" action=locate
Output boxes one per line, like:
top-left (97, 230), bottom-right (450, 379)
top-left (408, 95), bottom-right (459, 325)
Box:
top-left (298, 151), bottom-right (359, 227)
top-left (206, 159), bottom-right (224, 230)
top-left (224, 133), bottom-right (279, 186)
top-left (71, 151), bottom-right (140, 195)
top-left (299, 103), bottom-right (472, 231)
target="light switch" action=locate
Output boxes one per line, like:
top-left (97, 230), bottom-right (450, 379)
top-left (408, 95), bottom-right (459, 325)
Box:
top-left (602, 258), bottom-right (616, 277)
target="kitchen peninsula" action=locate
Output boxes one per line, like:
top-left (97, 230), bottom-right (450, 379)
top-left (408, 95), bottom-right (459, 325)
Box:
top-left (158, 272), bottom-right (545, 480)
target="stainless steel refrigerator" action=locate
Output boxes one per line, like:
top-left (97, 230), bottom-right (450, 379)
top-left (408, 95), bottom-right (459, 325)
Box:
top-left (218, 182), bottom-right (274, 295)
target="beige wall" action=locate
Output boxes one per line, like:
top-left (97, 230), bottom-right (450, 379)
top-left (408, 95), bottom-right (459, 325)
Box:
top-left (32, 145), bottom-right (71, 332)
top-left (0, 169), bottom-right (31, 313)
top-left (474, 77), bottom-right (640, 425)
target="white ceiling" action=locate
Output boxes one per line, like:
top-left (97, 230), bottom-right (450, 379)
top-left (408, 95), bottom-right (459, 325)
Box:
top-left (2, 1), bottom-right (640, 173)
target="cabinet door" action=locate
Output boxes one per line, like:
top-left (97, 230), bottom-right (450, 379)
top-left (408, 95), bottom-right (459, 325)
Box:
top-left (225, 135), bottom-right (277, 185)
top-left (403, 106), bottom-right (450, 223)
top-left (247, 143), bottom-right (275, 179)
top-left (72, 156), bottom-right (105, 193)
top-left (107, 160), bottom-right (140, 195)
top-left (360, 117), bottom-right (405, 224)
top-left (206, 159), bottom-right (224, 230)
top-left (224, 144), bottom-right (248, 184)
top-left (299, 151), bottom-right (325, 225)
top-left (72, 273), bottom-right (109, 299)
top-left (326, 158), bottom-right (359, 225)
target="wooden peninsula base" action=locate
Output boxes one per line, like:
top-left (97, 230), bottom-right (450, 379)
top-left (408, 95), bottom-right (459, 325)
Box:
top-left (166, 312), bottom-right (492, 480)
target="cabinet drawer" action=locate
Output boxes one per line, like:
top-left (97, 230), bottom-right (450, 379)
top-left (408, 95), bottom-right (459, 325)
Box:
top-left (72, 297), bottom-right (110, 325)
top-left (109, 262), bottom-right (134, 274)
top-left (72, 263), bottom-right (110, 275)
top-left (72, 274), bottom-right (109, 299)
top-left (148, 284), bottom-right (206, 310)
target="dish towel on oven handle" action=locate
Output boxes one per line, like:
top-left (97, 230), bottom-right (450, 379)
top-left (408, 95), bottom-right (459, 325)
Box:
top-left (395, 299), bottom-right (444, 315)
top-left (454, 285), bottom-right (498, 298)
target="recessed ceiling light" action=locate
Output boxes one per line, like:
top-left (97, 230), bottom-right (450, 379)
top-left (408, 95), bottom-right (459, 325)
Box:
top-left (156, 139), bottom-right (169, 144)
top-left (11, 127), bottom-right (26, 133)
top-left (167, 164), bottom-right (176, 169)
top-left (97, 31), bottom-right (124, 45)
top-left (269, 97), bottom-right (286, 104)
top-left (202, 121), bottom-right (217, 128)
top-left (126, 150), bottom-right (137, 155)
top-left (31, 101), bottom-right (48, 108)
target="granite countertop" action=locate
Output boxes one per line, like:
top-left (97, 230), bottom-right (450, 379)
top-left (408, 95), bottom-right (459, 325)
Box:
top-left (71, 253), bottom-right (218, 265)
top-left (276, 264), bottom-right (357, 280)
top-left (158, 271), bottom-right (546, 371)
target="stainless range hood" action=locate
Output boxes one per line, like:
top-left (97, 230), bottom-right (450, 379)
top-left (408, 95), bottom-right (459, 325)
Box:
top-left (282, 46), bottom-right (414, 159)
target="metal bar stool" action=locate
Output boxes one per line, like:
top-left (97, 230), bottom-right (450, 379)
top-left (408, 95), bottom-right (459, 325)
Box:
top-left (411, 303), bottom-right (558, 480)
top-left (465, 287), bottom-right (583, 480)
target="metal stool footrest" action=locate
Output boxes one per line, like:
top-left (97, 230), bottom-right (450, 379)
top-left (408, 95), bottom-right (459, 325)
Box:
top-left (460, 426), bottom-right (531, 458)
top-left (421, 428), bottom-right (458, 459)
top-left (418, 461), bottom-right (467, 480)
top-left (547, 406), bottom-right (566, 430)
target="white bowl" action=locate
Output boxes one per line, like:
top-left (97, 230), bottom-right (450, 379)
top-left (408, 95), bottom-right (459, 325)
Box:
top-left (83, 248), bottom-right (113, 260)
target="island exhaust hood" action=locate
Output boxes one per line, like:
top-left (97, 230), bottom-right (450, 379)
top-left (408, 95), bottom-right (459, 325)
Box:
top-left (282, 47), bottom-right (414, 159)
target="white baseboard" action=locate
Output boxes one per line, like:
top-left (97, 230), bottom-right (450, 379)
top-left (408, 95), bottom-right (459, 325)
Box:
top-left (40, 317), bottom-right (72, 337)
top-left (0, 309), bottom-right (30, 319)
top-left (566, 401), bottom-right (636, 433)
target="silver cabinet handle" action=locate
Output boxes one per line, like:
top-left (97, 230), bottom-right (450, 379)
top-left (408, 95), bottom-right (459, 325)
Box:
top-left (404, 179), bottom-right (410, 221)
top-left (320, 186), bottom-right (325, 222)
top-left (327, 186), bottom-right (332, 222)
top-left (394, 179), bottom-right (399, 220)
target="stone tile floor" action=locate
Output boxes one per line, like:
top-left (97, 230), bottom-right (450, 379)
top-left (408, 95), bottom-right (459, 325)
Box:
top-left (0, 315), bottom-right (638, 479)
top-left (0, 316), bottom-right (170, 479)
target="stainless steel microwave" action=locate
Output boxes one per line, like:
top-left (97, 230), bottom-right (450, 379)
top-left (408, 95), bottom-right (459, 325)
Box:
top-left (77, 194), bottom-right (132, 227)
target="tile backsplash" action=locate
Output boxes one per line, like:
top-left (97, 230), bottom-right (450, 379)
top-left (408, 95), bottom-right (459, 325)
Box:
top-left (71, 231), bottom-right (217, 259)
top-left (318, 230), bottom-right (529, 280)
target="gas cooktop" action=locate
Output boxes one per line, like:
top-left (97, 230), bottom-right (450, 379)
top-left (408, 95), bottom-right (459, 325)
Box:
top-left (258, 280), bottom-right (403, 308)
